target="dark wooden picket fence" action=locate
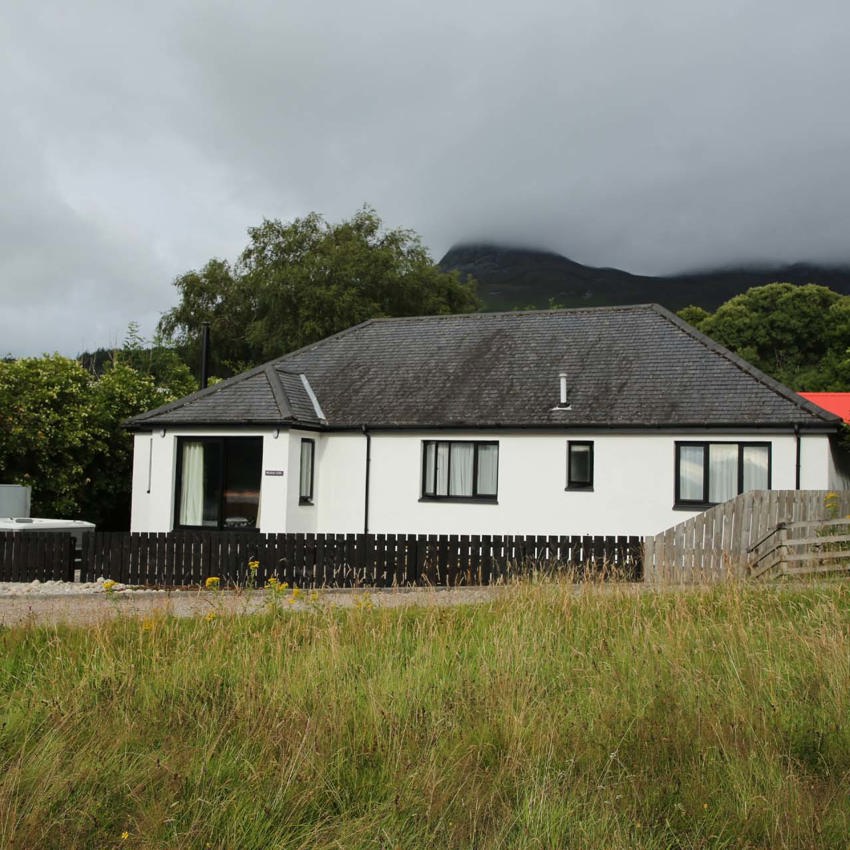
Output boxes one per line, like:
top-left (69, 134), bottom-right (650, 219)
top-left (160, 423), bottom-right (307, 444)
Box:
top-left (0, 532), bottom-right (76, 583)
top-left (2, 530), bottom-right (643, 587)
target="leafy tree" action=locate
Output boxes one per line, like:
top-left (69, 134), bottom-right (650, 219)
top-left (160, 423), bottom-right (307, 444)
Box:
top-left (157, 258), bottom-right (259, 378)
top-left (0, 355), bottom-right (95, 517)
top-left (0, 330), bottom-right (196, 528)
top-left (115, 322), bottom-right (197, 398)
top-left (677, 305), bottom-right (710, 327)
top-left (679, 283), bottom-right (850, 390)
top-left (80, 322), bottom-right (199, 392)
top-left (159, 207), bottom-right (480, 374)
top-left (80, 327), bottom-right (195, 527)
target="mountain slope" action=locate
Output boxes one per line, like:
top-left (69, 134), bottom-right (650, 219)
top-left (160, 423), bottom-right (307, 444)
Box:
top-left (439, 244), bottom-right (850, 311)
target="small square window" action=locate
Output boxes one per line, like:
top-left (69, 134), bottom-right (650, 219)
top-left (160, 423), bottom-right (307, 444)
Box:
top-left (567, 441), bottom-right (593, 489)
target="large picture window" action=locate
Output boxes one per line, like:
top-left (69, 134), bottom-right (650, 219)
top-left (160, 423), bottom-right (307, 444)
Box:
top-left (675, 442), bottom-right (770, 506)
top-left (175, 437), bottom-right (262, 529)
top-left (421, 440), bottom-right (498, 500)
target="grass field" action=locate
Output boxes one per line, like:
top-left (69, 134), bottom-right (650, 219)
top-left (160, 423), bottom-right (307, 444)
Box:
top-left (0, 581), bottom-right (848, 849)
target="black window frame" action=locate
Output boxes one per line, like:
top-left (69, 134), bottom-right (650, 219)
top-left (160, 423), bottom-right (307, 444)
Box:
top-left (173, 436), bottom-right (263, 531)
top-left (674, 441), bottom-right (772, 507)
top-left (566, 440), bottom-right (594, 490)
top-left (299, 438), bottom-right (315, 505)
top-left (420, 440), bottom-right (499, 502)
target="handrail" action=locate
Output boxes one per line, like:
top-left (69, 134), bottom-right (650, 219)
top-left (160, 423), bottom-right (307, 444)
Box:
top-left (747, 522), bottom-right (785, 555)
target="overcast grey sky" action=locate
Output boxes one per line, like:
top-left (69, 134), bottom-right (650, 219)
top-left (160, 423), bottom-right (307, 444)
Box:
top-left (3, 0), bottom-right (850, 356)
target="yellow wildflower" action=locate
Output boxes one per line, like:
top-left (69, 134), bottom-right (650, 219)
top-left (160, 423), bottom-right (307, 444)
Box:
top-left (205, 612), bottom-right (216, 622)
top-left (266, 578), bottom-right (289, 594)
top-left (205, 576), bottom-right (220, 590)
top-left (121, 831), bottom-right (130, 841)
top-left (102, 579), bottom-right (116, 592)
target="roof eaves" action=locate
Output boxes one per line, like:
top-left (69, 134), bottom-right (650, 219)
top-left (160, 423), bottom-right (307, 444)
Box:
top-left (325, 420), bottom-right (841, 433)
top-left (127, 418), bottom-right (332, 432)
top-left (122, 359), bottom-right (277, 430)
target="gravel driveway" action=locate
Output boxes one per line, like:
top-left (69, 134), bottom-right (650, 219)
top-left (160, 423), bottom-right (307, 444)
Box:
top-left (0, 581), bottom-right (509, 628)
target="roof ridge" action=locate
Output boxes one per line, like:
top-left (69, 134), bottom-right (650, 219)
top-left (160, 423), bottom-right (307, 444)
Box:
top-left (271, 318), bottom-right (379, 365)
top-left (359, 304), bottom-right (656, 324)
top-left (264, 363), bottom-right (294, 419)
top-left (650, 304), bottom-right (841, 424)
top-left (300, 373), bottom-right (326, 422)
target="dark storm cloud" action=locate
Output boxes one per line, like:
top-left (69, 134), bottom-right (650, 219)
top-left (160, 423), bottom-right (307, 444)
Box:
top-left (2, 0), bottom-right (850, 355)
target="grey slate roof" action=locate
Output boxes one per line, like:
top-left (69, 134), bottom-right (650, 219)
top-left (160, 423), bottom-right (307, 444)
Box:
top-left (127, 364), bottom-right (324, 428)
top-left (126, 305), bottom-right (841, 431)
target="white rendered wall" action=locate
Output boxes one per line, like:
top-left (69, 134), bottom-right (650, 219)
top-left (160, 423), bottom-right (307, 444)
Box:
top-left (827, 436), bottom-right (850, 490)
top-left (130, 428), bottom-right (841, 537)
top-left (284, 429), bottom-right (330, 534)
top-left (257, 431), bottom-right (291, 533)
top-left (130, 432), bottom-right (177, 532)
top-left (339, 430), bottom-right (835, 538)
top-left (130, 428), bottom-right (291, 533)
top-left (799, 434), bottom-right (830, 490)
top-left (311, 432), bottom-right (367, 534)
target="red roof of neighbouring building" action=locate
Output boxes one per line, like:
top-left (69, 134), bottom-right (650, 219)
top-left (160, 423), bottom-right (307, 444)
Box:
top-left (798, 393), bottom-right (850, 423)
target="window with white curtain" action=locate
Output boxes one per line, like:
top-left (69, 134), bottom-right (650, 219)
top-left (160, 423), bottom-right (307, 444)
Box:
top-left (675, 441), bottom-right (770, 506)
top-left (421, 441), bottom-right (499, 499)
top-left (708, 444), bottom-right (738, 503)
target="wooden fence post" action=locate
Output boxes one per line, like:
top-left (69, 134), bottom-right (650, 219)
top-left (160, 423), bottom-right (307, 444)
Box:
top-left (64, 534), bottom-right (76, 583)
top-left (774, 522), bottom-right (788, 577)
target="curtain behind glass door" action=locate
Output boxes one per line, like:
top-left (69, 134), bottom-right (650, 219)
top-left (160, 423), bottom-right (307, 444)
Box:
top-left (179, 442), bottom-right (205, 525)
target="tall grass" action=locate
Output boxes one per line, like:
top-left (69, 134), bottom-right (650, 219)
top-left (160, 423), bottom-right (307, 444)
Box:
top-left (0, 582), bottom-right (849, 848)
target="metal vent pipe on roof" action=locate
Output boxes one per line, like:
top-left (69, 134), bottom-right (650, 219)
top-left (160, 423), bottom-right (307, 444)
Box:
top-left (559, 372), bottom-right (568, 407)
top-left (200, 322), bottom-right (211, 390)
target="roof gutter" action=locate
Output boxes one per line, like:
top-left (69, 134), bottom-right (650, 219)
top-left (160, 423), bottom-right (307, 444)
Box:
top-left (122, 419), bottom-right (325, 433)
top-left (123, 419), bottom-right (841, 435)
top-left (288, 421), bottom-right (840, 435)
top-left (795, 424), bottom-right (801, 490)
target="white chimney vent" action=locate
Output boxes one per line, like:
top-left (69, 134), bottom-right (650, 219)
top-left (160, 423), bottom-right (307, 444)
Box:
top-left (553, 372), bottom-right (571, 410)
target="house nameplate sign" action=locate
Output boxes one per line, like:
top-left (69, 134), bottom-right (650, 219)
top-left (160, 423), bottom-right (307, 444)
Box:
top-left (264, 470), bottom-right (285, 476)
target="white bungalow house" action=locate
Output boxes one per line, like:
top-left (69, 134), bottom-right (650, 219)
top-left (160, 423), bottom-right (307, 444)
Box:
top-left (126, 305), bottom-right (849, 538)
